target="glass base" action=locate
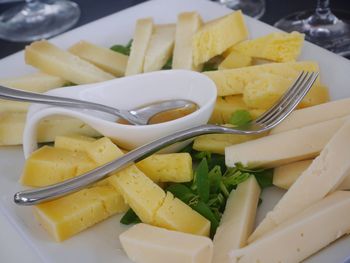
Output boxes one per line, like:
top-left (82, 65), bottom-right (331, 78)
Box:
top-left (0, 0), bottom-right (80, 42)
top-left (275, 9), bottom-right (350, 57)
top-left (215, 0), bottom-right (265, 19)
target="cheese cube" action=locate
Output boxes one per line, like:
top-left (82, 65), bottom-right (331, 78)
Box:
top-left (249, 119), bottom-right (350, 243)
top-left (225, 117), bottom-right (347, 168)
top-left (153, 192), bottom-right (210, 236)
top-left (204, 61), bottom-right (320, 96)
top-left (125, 18), bottom-right (154, 75)
top-left (213, 176), bottom-right (260, 263)
top-left (0, 72), bottom-right (66, 92)
top-left (172, 12), bottom-right (203, 71)
top-left (0, 101), bottom-right (29, 113)
top-left (20, 146), bottom-right (95, 187)
top-left (110, 165), bottom-right (166, 224)
top-left (136, 153), bottom-right (193, 182)
top-left (231, 191), bottom-right (350, 263)
top-left (54, 134), bottom-right (96, 152)
top-left (34, 185), bottom-right (128, 241)
top-left (192, 11), bottom-right (248, 66)
top-left (230, 31), bottom-right (304, 62)
top-left (69, 40), bottom-right (128, 77)
top-left (218, 50), bottom-right (252, 70)
top-left (0, 113), bottom-right (100, 146)
top-left (25, 40), bottom-right (114, 84)
top-left (209, 95), bottom-right (264, 124)
top-left (85, 137), bottom-right (123, 165)
top-left (271, 97), bottom-right (350, 134)
top-left (120, 223), bottom-right (213, 263)
top-left (193, 133), bottom-right (262, 154)
top-left (143, 24), bottom-right (175, 72)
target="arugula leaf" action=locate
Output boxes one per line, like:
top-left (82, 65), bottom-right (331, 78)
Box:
top-left (229, 110), bottom-right (253, 127)
top-left (193, 151), bottom-right (211, 163)
top-left (120, 208), bottom-right (141, 225)
top-left (202, 62), bottom-right (218, 72)
top-left (192, 201), bottom-right (220, 236)
top-left (110, 39), bottom-right (133, 56)
top-left (254, 169), bottom-right (274, 189)
top-left (167, 184), bottom-right (197, 204)
top-left (208, 165), bottom-right (222, 193)
top-left (162, 57), bottom-right (172, 70)
top-left (194, 159), bottom-right (210, 203)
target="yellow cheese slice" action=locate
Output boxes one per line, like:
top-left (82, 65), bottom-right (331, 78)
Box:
top-left (125, 18), bottom-right (154, 75)
top-left (230, 191), bottom-right (350, 263)
top-left (136, 153), bottom-right (192, 183)
top-left (54, 134), bottom-right (96, 152)
top-left (204, 61), bottom-right (320, 96)
top-left (85, 137), bottom-right (123, 165)
top-left (143, 24), bottom-right (175, 72)
top-left (192, 11), bottom-right (248, 66)
top-left (225, 117), bottom-right (347, 168)
top-left (248, 119), bottom-right (350, 243)
top-left (34, 185), bottom-right (128, 242)
top-left (230, 31), bottom-right (304, 62)
top-left (213, 176), bottom-right (260, 263)
top-left (218, 50), bottom-right (252, 70)
top-left (271, 97), bottom-right (350, 134)
top-left (172, 12), bottom-right (203, 71)
top-left (153, 192), bottom-right (210, 236)
top-left (25, 40), bottom-right (114, 84)
top-left (120, 223), bottom-right (213, 263)
top-left (69, 40), bottom-right (128, 77)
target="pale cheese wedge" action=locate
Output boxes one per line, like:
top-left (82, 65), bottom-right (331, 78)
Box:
top-left (143, 24), bottom-right (175, 72)
top-left (0, 113), bottom-right (100, 146)
top-left (192, 11), bottom-right (248, 66)
top-left (172, 12), bottom-right (203, 71)
top-left (68, 40), bottom-right (128, 76)
top-left (248, 119), bottom-right (350, 243)
top-left (204, 61), bottom-right (320, 96)
top-left (25, 40), bottom-right (114, 84)
top-left (271, 97), bottom-right (350, 134)
top-left (34, 185), bottom-right (128, 242)
top-left (125, 18), bottom-right (154, 75)
top-left (225, 117), bottom-right (347, 168)
top-left (120, 223), bottom-right (213, 263)
top-left (230, 191), bottom-right (350, 263)
top-left (274, 159), bottom-right (350, 190)
top-left (213, 176), bottom-right (260, 263)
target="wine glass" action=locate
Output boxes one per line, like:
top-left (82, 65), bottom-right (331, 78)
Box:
top-left (213, 0), bottom-right (265, 19)
top-left (274, 0), bottom-right (350, 57)
top-left (0, 0), bottom-right (80, 42)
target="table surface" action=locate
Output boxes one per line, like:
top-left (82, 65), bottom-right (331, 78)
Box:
top-left (0, 1), bottom-right (350, 262)
top-left (0, 0), bottom-right (349, 59)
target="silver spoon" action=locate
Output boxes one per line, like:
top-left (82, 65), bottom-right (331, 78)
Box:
top-left (0, 85), bottom-right (197, 125)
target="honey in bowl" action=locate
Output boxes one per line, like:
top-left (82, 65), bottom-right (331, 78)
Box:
top-left (117, 103), bottom-right (198, 125)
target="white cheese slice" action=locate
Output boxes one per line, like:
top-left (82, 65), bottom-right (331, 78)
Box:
top-left (271, 97), bottom-right (350, 134)
top-left (213, 176), bottom-right (260, 263)
top-left (172, 12), bottom-right (203, 71)
top-left (143, 24), bottom-right (175, 72)
top-left (120, 223), bottom-right (213, 263)
top-left (248, 119), bottom-right (350, 243)
top-left (230, 191), bottom-right (350, 263)
top-left (225, 116), bottom-right (347, 168)
top-left (125, 18), bottom-right (154, 76)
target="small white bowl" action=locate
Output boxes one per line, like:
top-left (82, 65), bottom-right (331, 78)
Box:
top-left (23, 70), bottom-right (217, 158)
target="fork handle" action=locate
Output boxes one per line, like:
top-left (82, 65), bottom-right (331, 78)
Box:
top-left (14, 124), bottom-right (255, 206)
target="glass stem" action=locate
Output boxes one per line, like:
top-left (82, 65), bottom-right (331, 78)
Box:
top-left (308, 0), bottom-right (338, 26)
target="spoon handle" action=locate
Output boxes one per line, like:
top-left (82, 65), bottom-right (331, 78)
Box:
top-left (0, 85), bottom-right (135, 122)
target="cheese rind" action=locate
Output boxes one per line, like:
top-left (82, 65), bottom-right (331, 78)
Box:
top-left (143, 24), bottom-right (175, 72)
top-left (248, 120), bottom-right (350, 243)
top-left (230, 191), bottom-right (350, 263)
top-left (213, 176), bottom-right (260, 263)
top-left (192, 11), bottom-right (248, 66)
top-left (225, 117), bottom-right (347, 168)
top-left (25, 41), bottom-right (114, 84)
top-left (125, 18), bottom-right (154, 75)
top-left (172, 12), bottom-right (203, 71)
top-left (35, 185), bottom-right (128, 242)
top-left (69, 40), bottom-right (128, 77)
top-left (120, 223), bottom-right (213, 263)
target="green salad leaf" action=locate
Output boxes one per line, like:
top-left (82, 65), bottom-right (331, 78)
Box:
top-left (120, 208), bottom-right (141, 225)
top-left (110, 39), bottom-right (133, 56)
top-left (229, 110), bottom-right (253, 127)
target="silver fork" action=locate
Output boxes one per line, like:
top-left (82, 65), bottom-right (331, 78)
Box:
top-left (14, 71), bottom-right (319, 205)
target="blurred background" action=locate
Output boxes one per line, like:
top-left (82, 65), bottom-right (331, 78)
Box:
top-left (0, 0), bottom-right (349, 59)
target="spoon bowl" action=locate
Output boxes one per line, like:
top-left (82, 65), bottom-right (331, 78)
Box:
top-left (23, 70), bottom-right (217, 157)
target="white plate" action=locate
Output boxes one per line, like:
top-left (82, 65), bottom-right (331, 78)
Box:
top-left (1, 0), bottom-right (350, 262)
